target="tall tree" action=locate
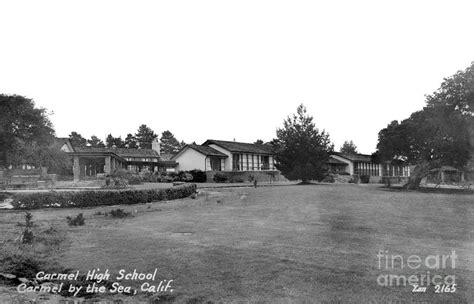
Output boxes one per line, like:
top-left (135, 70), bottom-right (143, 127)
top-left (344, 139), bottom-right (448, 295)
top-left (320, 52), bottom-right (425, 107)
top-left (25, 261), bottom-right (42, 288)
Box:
top-left (425, 62), bottom-right (474, 115)
top-left (376, 64), bottom-right (473, 189)
top-left (105, 134), bottom-right (124, 148)
top-left (377, 107), bottom-right (470, 189)
top-left (135, 124), bottom-right (158, 149)
top-left (87, 135), bottom-right (105, 148)
top-left (340, 140), bottom-right (358, 154)
top-left (160, 130), bottom-right (184, 154)
top-left (124, 133), bottom-right (138, 149)
top-left (272, 104), bottom-right (334, 183)
top-left (0, 94), bottom-right (56, 168)
top-left (69, 131), bottom-right (87, 148)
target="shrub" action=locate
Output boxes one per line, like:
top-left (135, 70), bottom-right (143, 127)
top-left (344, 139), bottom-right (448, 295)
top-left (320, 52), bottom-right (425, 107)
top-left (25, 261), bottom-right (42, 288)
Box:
top-left (189, 170), bottom-right (206, 183)
top-left (0, 192), bottom-right (12, 201)
top-left (24, 212), bottom-right (33, 228)
top-left (360, 175), bottom-right (370, 184)
top-left (167, 172), bottom-right (178, 179)
top-left (102, 178), bottom-right (129, 189)
top-left (178, 171), bottom-right (193, 182)
top-left (161, 176), bottom-right (174, 183)
top-left (22, 229), bottom-right (34, 244)
top-left (213, 172), bottom-right (228, 183)
top-left (110, 169), bottom-right (131, 179)
top-left (322, 175), bottom-right (335, 183)
top-left (11, 184), bottom-right (197, 210)
top-left (127, 175), bottom-right (142, 185)
top-left (337, 171), bottom-right (350, 175)
top-left (66, 213), bottom-right (85, 226)
top-left (141, 172), bottom-right (161, 183)
top-left (231, 176), bottom-right (245, 183)
top-left (0, 253), bottom-right (43, 279)
top-left (109, 169), bottom-right (141, 185)
top-left (109, 208), bottom-right (130, 218)
top-left (20, 212), bottom-right (34, 244)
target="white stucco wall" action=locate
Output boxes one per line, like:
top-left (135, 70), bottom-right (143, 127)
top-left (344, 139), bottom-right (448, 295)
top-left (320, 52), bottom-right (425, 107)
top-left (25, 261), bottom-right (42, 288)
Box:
top-left (60, 143), bottom-right (73, 152)
top-left (207, 144), bottom-right (233, 171)
top-left (330, 155), bottom-right (353, 174)
top-left (174, 148), bottom-right (207, 171)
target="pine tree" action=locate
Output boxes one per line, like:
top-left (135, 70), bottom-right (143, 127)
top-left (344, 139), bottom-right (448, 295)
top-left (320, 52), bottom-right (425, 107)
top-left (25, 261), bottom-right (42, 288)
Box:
top-left (273, 104), bottom-right (334, 183)
top-left (135, 125), bottom-right (158, 149)
top-left (160, 130), bottom-right (184, 154)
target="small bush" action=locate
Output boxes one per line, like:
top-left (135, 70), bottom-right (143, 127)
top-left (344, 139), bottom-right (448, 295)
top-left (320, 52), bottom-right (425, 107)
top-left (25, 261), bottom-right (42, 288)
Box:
top-left (109, 208), bottom-right (130, 218)
top-left (0, 192), bottom-right (12, 201)
top-left (24, 212), bottom-right (33, 228)
top-left (22, 229), bottom-right (34, 244)
top-left (189, 170), bottom-right (206, 183)
top-left (322, 175), bottom-right (335, 183)
top-left (213, 172), bottom-right (228, 183)
top-left (167, 171), bottom-right (178, 179)
top-left (127, 175), bottom-right (142, 185)
top-left (360, 175), bottom-right (370, 184)
top-left (21, 212), bottom-right (34, 244)
top-left (141, 172), bottom-right (161, 183)
top-left (0, 253), bottom-right (43, 279)
top-left (161, 176), bottom-right (174, 183)
top-left (178, 171), bottom-right (193, 182)
top-left (109, 169), bottom-right (141, 185)
top-left (66, 213), bottom-right (85, 226)
top-left (102, 178), bottom-right (129, 189)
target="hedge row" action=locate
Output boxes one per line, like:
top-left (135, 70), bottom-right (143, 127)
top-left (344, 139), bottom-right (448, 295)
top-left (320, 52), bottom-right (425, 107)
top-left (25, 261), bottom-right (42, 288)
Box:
top-left (11, 184), bottom-right (197, 210)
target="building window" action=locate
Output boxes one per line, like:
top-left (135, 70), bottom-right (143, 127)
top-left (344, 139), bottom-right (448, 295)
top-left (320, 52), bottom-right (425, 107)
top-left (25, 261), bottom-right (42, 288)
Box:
top-left (261, 155), bottom-right (269, 170)
top-left (210, 157), bottom-right (221, 171)
top-left (232, 154), bottom-right (240, 171)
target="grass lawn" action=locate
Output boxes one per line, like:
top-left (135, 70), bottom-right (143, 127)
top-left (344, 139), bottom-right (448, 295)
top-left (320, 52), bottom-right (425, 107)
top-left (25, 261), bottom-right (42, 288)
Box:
top-left (1, 184), bottom-right (473, 303)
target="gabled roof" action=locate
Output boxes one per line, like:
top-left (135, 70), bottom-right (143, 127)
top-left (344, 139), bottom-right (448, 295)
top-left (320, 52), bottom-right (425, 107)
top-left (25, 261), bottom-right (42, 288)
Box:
top-left (203, 139), bottom-right (274, 155)
top-left (189, 145), bottom-right (227, 157)
top-left (114, 148), bottom-right (160, 158)
top-left (332, 152), bottom-right (373, 163)
top-left (56, 137), bottom-right (74, 152)
top-left (172, 144), bottom-right (227, 159)
top-left (328, 156), bottom-right (349, 165)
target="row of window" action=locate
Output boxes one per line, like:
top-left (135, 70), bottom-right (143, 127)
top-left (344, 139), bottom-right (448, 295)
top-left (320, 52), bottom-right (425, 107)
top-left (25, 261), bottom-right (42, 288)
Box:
top-left (353, 162), bottom-right (410, 177)
top-left (354, 162), bottom-right (381, 176)
top-left (125, 157), bottom-right (159, 162)
top-left (232, 153), bottom-right (273, 171)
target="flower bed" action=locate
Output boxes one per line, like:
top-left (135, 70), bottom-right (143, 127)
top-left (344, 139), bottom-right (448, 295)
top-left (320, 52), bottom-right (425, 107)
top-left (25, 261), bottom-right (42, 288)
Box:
top-left (11, 184), bottom-right (197, 210)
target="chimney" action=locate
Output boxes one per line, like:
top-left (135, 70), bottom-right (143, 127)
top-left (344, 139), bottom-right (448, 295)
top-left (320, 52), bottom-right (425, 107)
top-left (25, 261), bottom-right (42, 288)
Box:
top-left (152, 138), bottom-right (160, 156)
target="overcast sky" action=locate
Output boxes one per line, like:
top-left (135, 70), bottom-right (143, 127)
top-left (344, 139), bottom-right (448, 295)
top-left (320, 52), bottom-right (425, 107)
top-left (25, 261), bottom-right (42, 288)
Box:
top-left (1, 0), bottom-right (473, 154)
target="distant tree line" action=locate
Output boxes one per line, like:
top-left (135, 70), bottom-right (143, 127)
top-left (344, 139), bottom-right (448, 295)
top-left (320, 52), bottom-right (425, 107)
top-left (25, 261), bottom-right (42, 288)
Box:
top-left (68, 127), bottom-right (186, 154)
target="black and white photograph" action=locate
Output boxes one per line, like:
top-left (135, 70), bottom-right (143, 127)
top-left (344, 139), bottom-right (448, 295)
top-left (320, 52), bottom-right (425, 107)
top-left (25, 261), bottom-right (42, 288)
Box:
top-left (1, 0), bottom-right (473, 303)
